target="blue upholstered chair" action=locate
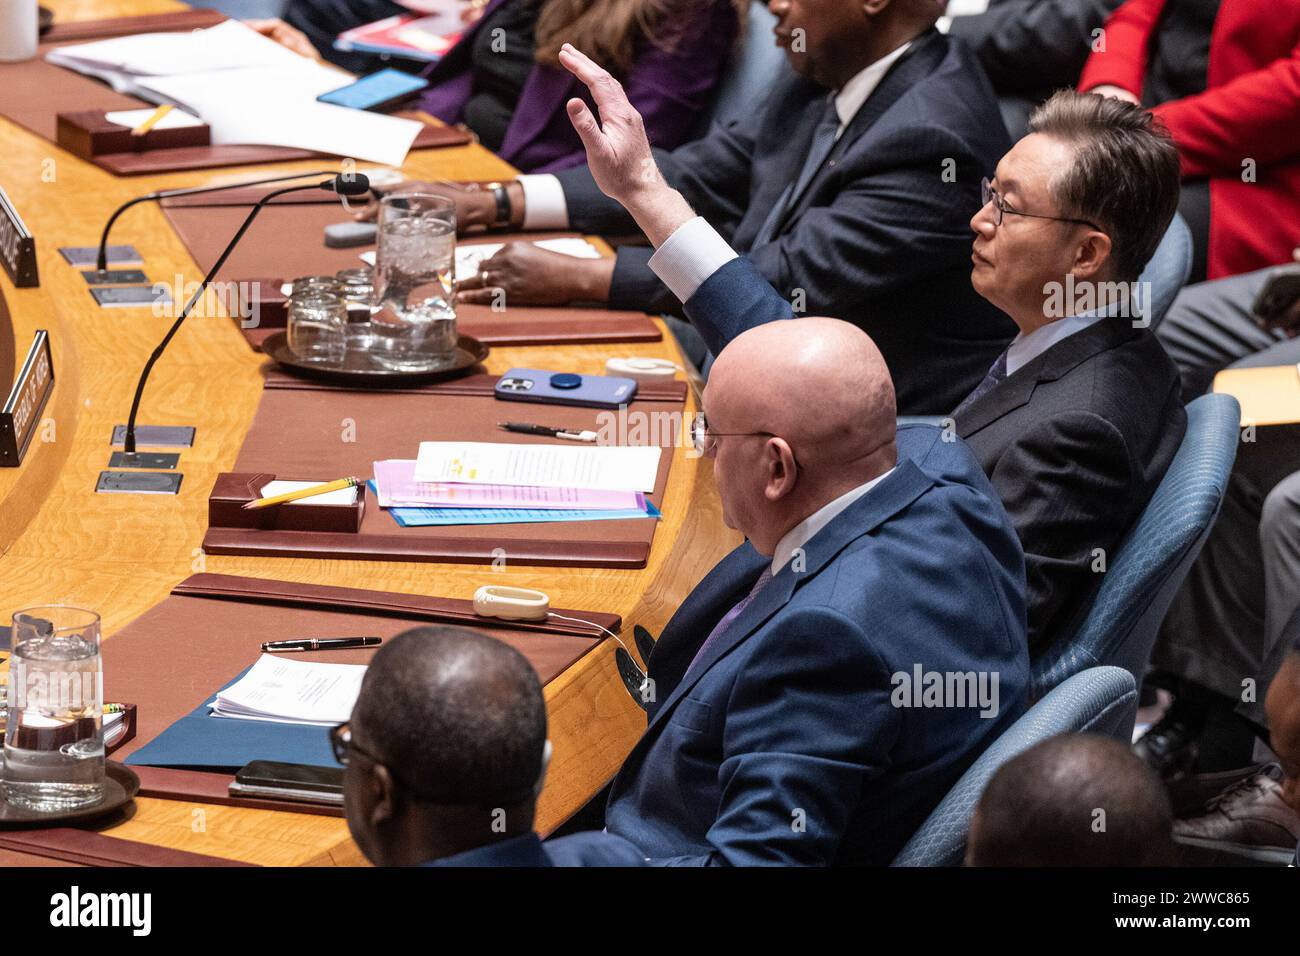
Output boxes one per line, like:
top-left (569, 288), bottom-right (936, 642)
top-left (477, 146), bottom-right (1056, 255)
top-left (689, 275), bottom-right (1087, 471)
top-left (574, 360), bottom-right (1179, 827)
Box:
top-left (892, 665), bottom-right (1138, 867)
top-left (1138, 212), bottom-right (1194, 330)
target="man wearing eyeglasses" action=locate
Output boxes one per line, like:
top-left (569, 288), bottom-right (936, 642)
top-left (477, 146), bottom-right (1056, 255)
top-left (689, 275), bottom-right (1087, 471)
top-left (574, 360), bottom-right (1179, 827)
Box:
top-left (600, 314), bottom-right (1029, 865)
top-left (336, 626), bottom-right (646, 866)
top-left (554, 49), bottom-right (1186, 653)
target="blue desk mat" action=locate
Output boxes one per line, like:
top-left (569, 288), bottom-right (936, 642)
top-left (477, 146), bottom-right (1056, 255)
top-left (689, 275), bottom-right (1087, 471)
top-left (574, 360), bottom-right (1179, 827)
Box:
top-left (124, 665), bottom-right (341, 771)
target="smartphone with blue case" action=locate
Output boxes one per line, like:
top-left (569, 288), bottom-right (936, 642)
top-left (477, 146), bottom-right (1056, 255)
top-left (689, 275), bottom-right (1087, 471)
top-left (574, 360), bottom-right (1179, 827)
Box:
top-left (316, 69), bottom-right (429, 112)
top-left (494, 369), bottom-right (638, 409)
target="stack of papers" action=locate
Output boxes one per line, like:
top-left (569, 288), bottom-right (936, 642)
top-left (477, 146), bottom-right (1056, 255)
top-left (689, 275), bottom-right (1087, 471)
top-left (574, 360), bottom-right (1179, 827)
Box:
top-left (45, 20), bottom-right (421, 166)
top-left (371, 443), bottom-right (663, 527)
top-left (209, 654), bottom-right (366, 727)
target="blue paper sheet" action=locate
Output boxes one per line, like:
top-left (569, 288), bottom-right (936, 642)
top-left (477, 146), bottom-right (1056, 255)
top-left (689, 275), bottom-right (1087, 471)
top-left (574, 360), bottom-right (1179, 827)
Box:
top-left (366, 480), bottom-right (663, 527)
top-left (124, 665), bottom-right (341, 771)
top-left (389, 502), bottom-right (662, 527)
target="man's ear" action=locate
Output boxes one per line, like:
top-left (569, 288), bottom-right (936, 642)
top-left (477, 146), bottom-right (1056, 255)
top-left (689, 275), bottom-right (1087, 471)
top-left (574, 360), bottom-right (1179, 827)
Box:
top-left (369, 763), bottom-right (398, 829)
top-left (1071, 230), bottom-right (1113, 282)
top-left (763, 438), bottom-right (799, 502)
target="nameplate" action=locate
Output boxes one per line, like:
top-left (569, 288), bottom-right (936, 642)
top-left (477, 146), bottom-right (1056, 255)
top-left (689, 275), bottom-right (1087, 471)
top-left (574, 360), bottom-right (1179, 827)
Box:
top-left (1, 330), bottom-right (55, 467)
top-left (0, 185), bottom-right (39, 288)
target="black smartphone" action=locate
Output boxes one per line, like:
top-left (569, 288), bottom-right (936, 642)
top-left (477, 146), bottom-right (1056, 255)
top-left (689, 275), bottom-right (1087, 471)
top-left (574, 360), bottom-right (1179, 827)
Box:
top-left (230, 760), bottom-right (344, 806)
top-left (1251, 264), bottom-right (1300, 322)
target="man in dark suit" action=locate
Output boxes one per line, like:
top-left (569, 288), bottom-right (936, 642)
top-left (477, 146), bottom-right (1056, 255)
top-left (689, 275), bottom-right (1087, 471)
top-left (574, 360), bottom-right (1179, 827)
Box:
top-left (416, 0), bottom-right (1016, 414)
top-left (602, 314), bottom-right (1030, 865)
top-left (552, 47), bottom-right (1186, 655)
top-left (955, 91), bottom-right (1185, 649)
top-left (338, 626), bottom-right (645, 867)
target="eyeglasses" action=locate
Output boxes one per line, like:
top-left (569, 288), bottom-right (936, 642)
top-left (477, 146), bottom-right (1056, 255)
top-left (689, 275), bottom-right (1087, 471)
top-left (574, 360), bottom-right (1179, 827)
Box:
top-left (330, 721), bottom-right (385, 768)
top-left (690, 412), bottom-right (778, 456)
top-left (329, 720), bottom-right (536, 806)
top-left (980, 178), bottom-right (1103, 232)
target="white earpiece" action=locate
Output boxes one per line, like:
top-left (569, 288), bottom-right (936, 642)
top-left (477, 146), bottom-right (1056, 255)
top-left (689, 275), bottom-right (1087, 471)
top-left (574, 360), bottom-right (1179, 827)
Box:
top-left (472, 585), bottom-right (551, 621)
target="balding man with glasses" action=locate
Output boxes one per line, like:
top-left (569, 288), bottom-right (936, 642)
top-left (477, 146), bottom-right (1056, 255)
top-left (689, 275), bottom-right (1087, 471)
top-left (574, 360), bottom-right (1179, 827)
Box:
top-left (599, 313), bottom-right (1029, 865)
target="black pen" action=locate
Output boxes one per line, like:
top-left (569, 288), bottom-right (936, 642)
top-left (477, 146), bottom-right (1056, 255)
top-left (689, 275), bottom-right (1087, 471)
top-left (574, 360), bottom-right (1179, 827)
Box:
top-left (499, 422), bottom-right (598, 443)
top-left (261, 637), bottom-right (382, 653)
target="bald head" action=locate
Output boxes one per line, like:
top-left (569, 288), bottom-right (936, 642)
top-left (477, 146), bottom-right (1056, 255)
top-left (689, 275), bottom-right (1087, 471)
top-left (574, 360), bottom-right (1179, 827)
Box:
top-left (709, 317), bottom-right (896, 471)
top-left (967, 734), bottom-right (1175, 867)
top-left (702, 318), bottom-right (898, 554)
top-left (344, 626), bottom-right (549, 866)
top-left (352, 626), bottom-right (547, 806)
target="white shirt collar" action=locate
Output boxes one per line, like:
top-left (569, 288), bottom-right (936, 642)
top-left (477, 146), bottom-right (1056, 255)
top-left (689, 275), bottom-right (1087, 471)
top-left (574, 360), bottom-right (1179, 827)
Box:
top-left (770, 468), bottom-right (896, 575)
top-left (1005, 311), bottom-right (1109, 377)
top-left (833, 42), bottom-right (913, 133)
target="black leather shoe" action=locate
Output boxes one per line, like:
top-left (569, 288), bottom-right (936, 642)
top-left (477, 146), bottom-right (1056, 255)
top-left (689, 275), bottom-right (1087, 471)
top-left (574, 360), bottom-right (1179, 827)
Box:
top-left (1173, 764), bottom-right (1300, 866)
top-left (1134, 710), bottom-right (1199, 780)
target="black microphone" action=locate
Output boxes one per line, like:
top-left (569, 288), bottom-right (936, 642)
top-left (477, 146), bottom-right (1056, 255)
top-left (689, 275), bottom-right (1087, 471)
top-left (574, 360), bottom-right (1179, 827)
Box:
top-left (118, 173), bottom-right (371, 459)
top-left (93, 168), bottom-right (337, 273)
top-left (329, 174), bottom-right (373, 197)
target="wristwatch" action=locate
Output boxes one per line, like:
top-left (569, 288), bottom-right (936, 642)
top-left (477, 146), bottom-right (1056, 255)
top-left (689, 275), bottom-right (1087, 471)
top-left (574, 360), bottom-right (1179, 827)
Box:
top-left (486, 181), bottom-right (512, 229)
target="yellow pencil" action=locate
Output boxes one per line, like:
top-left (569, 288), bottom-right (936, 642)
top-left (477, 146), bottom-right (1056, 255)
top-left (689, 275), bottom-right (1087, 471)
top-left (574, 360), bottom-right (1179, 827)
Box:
top-left (242, 477), bottom-right (361, 510)
top-left (131, 104), bottom-right (174, 136)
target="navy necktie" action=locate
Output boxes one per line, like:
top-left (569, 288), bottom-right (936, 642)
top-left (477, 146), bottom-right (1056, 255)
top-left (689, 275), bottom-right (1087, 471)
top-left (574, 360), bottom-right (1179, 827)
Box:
top-left (952, 348), bottom-right (1010, 419)
top-left (752, 97), bottom-right (840, 248)
top-left (684, 567), bottom-right (774, 678)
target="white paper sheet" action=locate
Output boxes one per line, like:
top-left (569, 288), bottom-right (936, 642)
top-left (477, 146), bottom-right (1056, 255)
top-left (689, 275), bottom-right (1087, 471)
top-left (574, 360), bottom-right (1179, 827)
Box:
top-left (260, 480), bottom-right (359, 506)
top-left (141, 63), bottom-right (422, 167)
top-left (104, 108), bottom-right (205, 130)
top-left (46, 19), bottom-right (309, 77)
top-left (210, 654), bottom-right (366, 726)
top-left (413, 441), bottom-right (662, 492)
top-left (46, 21), bottom-right (420, 166)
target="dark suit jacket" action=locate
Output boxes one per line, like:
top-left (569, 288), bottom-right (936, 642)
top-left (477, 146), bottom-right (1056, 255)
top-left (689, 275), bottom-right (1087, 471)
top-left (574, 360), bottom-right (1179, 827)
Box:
top-left (421, 831), bottom-right (646, 867)
top-left (554, 29), bottom-right (1017, 414)
top-left (604, 424), bottom-right (1031, 866)
top-left (419, 0), bottom-right (737, 173)
top-left (949, 0), bottom-right (1124, 96)
top-left (954, 318), bottom-right (1187, 651)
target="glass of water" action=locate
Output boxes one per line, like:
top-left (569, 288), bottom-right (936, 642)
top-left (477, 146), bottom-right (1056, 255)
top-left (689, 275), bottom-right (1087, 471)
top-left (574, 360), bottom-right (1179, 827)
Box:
top-left (287, 291), bottom-right (347, 365)
top-left (3, 607), bottom-right (105, 812)
top-left (371, 193), bottom-right (458, 371)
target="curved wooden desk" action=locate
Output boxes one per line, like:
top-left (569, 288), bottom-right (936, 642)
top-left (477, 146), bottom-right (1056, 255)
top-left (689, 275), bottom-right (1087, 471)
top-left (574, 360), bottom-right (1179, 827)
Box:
top-left (0, 0), bottom-right (739, 866)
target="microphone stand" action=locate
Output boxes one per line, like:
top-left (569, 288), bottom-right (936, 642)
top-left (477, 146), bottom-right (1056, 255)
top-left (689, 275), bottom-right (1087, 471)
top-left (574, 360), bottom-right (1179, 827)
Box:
top-left (109, 176), bottom-right (367, 479)
top-left (93, 169), bottom-right (333, 274)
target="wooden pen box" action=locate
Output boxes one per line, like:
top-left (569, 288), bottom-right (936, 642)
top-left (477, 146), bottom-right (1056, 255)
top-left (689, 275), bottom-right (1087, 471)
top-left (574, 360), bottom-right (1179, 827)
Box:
top-left (209, 472), bottom-right (366, 534)
top-left (55, 110), bottom-right (211, 158)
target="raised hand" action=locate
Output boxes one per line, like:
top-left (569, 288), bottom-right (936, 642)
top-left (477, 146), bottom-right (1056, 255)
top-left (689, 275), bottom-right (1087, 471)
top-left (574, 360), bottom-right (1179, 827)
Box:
top-left (557, 43), bottom-right (665, 206)
top-left (557, 43), bottom-right (698, 248)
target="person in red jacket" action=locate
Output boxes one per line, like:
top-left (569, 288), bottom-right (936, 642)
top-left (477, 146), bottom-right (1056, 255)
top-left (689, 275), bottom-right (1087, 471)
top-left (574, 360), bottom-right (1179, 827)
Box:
top-left (1079, 0), bottom-right (1300, 282)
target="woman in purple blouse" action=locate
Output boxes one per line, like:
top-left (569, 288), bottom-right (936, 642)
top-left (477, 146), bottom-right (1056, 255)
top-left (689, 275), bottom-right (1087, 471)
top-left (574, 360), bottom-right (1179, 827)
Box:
top-left (420, 0), bottom-right (746, 173)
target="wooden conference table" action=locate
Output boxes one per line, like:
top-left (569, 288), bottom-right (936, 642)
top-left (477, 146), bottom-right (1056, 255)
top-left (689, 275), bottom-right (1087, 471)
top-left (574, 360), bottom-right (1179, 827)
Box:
top-left (0, 0), bottom-right (739, 865)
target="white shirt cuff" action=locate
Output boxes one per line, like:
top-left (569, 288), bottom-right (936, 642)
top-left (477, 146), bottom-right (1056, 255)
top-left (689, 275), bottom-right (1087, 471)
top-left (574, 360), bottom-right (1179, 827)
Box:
top-left (647, 217), bottom-right (740, 304)
top-left (517, 174), bottom-right (569, 231)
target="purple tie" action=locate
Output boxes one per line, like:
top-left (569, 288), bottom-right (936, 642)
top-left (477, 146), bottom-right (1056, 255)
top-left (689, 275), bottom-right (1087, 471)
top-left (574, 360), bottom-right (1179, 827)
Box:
top-left (952, 348), bottom-right (1009, 419)
top-left (685, 567), bottom-right (774, 677)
